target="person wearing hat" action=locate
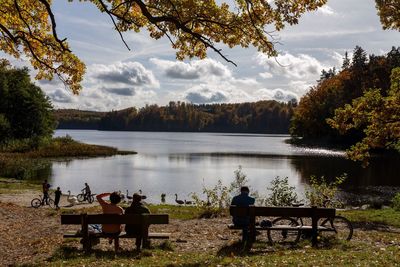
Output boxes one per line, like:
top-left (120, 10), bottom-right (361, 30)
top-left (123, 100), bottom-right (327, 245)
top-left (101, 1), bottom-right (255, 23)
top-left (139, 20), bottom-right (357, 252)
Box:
top-left (124, 193), bottom-right (150, 250)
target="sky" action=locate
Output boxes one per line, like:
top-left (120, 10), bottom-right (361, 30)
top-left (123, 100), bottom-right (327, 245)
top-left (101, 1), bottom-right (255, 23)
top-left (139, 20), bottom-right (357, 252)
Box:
top-left (5, 0), bottom-right (400, 111)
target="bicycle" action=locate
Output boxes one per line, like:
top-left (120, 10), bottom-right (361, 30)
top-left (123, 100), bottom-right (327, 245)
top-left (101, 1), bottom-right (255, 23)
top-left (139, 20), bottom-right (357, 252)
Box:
top-left (267, 202), bottom-right (353, 245)
top-left (31, 194), bottom-right (55, 209)
top-left (76, 193), bottom-right (95, 203)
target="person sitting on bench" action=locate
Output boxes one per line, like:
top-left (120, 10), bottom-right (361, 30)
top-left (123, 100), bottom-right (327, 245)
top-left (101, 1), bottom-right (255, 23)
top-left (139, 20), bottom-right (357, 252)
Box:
top-left (231, 186), bottom-right (255, 243)
top-left (97, 192), bottom-right (123, 252)
top-left (125, 193), bottom-right (150, 250)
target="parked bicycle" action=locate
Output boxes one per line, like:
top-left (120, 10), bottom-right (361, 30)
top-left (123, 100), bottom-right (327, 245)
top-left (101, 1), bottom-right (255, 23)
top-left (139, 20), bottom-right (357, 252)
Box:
top-left (31, 194), bottom-right (55, 209)
top-left (267, 203), bottom-right (353, 244)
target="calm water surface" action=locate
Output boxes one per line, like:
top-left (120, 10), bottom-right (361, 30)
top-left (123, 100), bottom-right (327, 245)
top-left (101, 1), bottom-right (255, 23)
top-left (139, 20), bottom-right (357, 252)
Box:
top-left (52, 130), bottom-right (400, 204)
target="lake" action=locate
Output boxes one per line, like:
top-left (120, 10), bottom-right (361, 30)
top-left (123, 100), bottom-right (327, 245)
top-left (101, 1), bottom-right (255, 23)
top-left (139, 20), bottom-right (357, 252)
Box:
top-left (52, 130), bottom-right (400, 204)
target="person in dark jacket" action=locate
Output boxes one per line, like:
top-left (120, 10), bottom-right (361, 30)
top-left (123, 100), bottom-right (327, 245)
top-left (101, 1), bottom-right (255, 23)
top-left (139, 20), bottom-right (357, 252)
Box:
top-left (231, 186), bottom-right (255, 243)
top-left (54, 187), bottom-right (62, 209)
top-left (125, 193), bottom-right (150, 250)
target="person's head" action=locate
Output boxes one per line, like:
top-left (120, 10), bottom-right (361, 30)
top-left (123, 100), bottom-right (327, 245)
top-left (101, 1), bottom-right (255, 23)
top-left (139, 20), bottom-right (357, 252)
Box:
top-left (109, 191), bottom-right (122, 204)
top-left (85, 183), bottom-right (88, 186)
top-left (57, 187), bottom-right (60, 190)
top-left (132, 193), bottom-right (142, 204)
top-left (240, 186), bottom-right (250, 194)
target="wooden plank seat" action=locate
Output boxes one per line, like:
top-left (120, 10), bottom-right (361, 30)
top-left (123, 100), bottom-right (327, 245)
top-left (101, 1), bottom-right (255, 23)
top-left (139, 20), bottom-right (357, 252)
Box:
top-left (61, 213), bottom-right (170, 252)
top-left (229, 206), bottom-right (335, 247)
top-left (63, 232), bottom-right (170, 239)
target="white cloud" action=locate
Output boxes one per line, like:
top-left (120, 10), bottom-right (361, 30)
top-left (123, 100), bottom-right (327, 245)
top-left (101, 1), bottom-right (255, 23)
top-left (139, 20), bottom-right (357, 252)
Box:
top-left (150, 58), bottom-right (231, 80)
top-left (254, 88), bottom-right (299, 102)
top-left (88, 61), bottom-right (159, 88)
top-left (177, 84), bottom-right (254, 104)
top-left (259, 72), bottom-right (273, 79)
top-left (256, 52), bottom-right (324, 79)
top-left (317, 5), bottom-right (336, 16)
top-left (48, 89), bottom-right (76, 104)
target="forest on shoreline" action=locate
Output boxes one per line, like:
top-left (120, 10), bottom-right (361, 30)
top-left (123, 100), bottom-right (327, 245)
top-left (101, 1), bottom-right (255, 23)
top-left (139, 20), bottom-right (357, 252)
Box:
top-left (55, 100), bottom-right (295, 134)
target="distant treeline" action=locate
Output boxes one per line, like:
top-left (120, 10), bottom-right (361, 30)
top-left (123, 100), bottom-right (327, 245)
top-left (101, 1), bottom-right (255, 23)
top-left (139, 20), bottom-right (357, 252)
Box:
top-left (55, 100), bottom-right (296, 134)
top-left (54, 109), bottom-right (106, 130)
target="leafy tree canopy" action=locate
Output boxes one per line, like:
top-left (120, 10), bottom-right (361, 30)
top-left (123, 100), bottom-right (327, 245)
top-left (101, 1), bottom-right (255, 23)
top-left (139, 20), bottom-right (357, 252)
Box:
top-left (327, 67), bottom-right (400, 165)
top-left (0, 59), bottom-right (55, 143)
top-left (375, 0), bottom-right (400, 30)
top-left (1, 0), bottom-right (330, 93)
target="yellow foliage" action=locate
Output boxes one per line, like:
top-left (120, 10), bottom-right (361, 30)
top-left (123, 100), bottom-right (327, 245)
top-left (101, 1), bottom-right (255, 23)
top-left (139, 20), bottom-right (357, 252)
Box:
top-left (0, 0), bottom-right (329, 93)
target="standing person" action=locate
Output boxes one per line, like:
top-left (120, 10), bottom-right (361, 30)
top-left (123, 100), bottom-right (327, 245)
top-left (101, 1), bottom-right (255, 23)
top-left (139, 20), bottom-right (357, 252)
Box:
top-left (231, 186), bottom-right (255, 244)
top-left (54, 187), bottom-right (62, 209)
top-left (96, 192), bottom-right (123, 252)
top-left (42, 180), bottom-right (50, 205)
top-left (82, 183), bottom-right (91, 201)
top-left (125, 193), bottom-right (150, 251)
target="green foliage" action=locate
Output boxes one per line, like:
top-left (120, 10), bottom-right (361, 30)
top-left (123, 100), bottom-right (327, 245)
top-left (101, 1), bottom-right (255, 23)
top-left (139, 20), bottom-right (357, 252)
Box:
top-left (191, 166), bottom-right (257, 217)
top-left (264, 176), bottom-right (299, 206)
top-left (0, 155), bottom-right (51, 180)
top-left (291, 47), bottom-right (399, 138)
top-left (305, 174), bottom-right (347, 208)
top-left (392, 193), bottom-right (400, 211)
top-left (191, 179), bottom-right (231, 218)
top-left (291, 47), bottom-right (400, 164)
top-left (0, 60), bottom-right (55, 143)
top-left (328, 67), bottom-right (400, 165)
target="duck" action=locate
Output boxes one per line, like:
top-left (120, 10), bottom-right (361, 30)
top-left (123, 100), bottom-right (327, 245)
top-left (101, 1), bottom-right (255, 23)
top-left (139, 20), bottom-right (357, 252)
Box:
top-left (184, 199), bottom-right (193, 205)
top-left (67, 190), bottom-right (78, 206)
top-left (174, 194), bottom-right (184, 205)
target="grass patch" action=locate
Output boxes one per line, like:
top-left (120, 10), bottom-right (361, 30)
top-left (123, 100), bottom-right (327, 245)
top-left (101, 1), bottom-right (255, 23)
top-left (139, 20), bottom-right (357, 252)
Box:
top-left (0, 177), bottom-right (41, 193)
top-left (1, 136), bottom-right (136, 158)
top-left (0, 136), bottom-right (136, 180)
top-left (339, 209), bottom-right (400, 228)
top-left (147, 204), bottom-right (201, 220)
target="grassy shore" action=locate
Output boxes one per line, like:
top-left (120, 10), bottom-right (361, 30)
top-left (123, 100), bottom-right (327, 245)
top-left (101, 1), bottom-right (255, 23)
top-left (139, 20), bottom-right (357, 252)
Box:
top-left (0, 136), bottom-right (136, 180)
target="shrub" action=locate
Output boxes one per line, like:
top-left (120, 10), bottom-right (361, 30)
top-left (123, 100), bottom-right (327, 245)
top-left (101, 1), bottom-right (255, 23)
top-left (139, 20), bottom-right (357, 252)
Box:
top-left (264, 176), bottom-right (299, 206)
top-left (191, 179), bottom-right (231, 218)
top-left (191, 166), bottom-right (258, 217)
top-left (305, 174), bottom-right (347, 208)
top-left (392, 193), bottom-right (400, 211)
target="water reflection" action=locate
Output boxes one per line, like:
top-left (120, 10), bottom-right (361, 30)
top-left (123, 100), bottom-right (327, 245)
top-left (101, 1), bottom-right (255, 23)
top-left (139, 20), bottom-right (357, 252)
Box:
top-left (46, 130), bottom-right (400, 204)
top-left (290, 155), bottom-right (400, 188)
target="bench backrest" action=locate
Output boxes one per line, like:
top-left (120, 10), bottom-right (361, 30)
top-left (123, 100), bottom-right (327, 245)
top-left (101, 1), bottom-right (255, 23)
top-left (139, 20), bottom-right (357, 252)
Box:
top-left (61, 214), bottom-right (169, 225)
top-left (230, 206), bottom-right (335, 218)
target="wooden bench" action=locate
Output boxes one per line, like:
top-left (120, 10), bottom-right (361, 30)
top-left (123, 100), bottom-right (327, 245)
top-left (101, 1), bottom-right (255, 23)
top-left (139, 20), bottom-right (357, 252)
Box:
top-left (61, 213), bottom-right (170, 252)
top-left (229, 206), bottom-right (335, 247)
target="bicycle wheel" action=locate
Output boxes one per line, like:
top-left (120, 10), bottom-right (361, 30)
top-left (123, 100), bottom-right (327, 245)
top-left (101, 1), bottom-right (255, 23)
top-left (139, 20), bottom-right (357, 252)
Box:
top-left (319, 216), bottom-right (353, 241)
top-left (31, 198), bottom-right (42, 208)
top-left (47, 198), bottom-right (55, 209)
top-left (77, 193), bottom-right (85, 202)
top-left (88, 194), bottom-right (94, 203)
top-left (267, 217), bottom-right (301, 245)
